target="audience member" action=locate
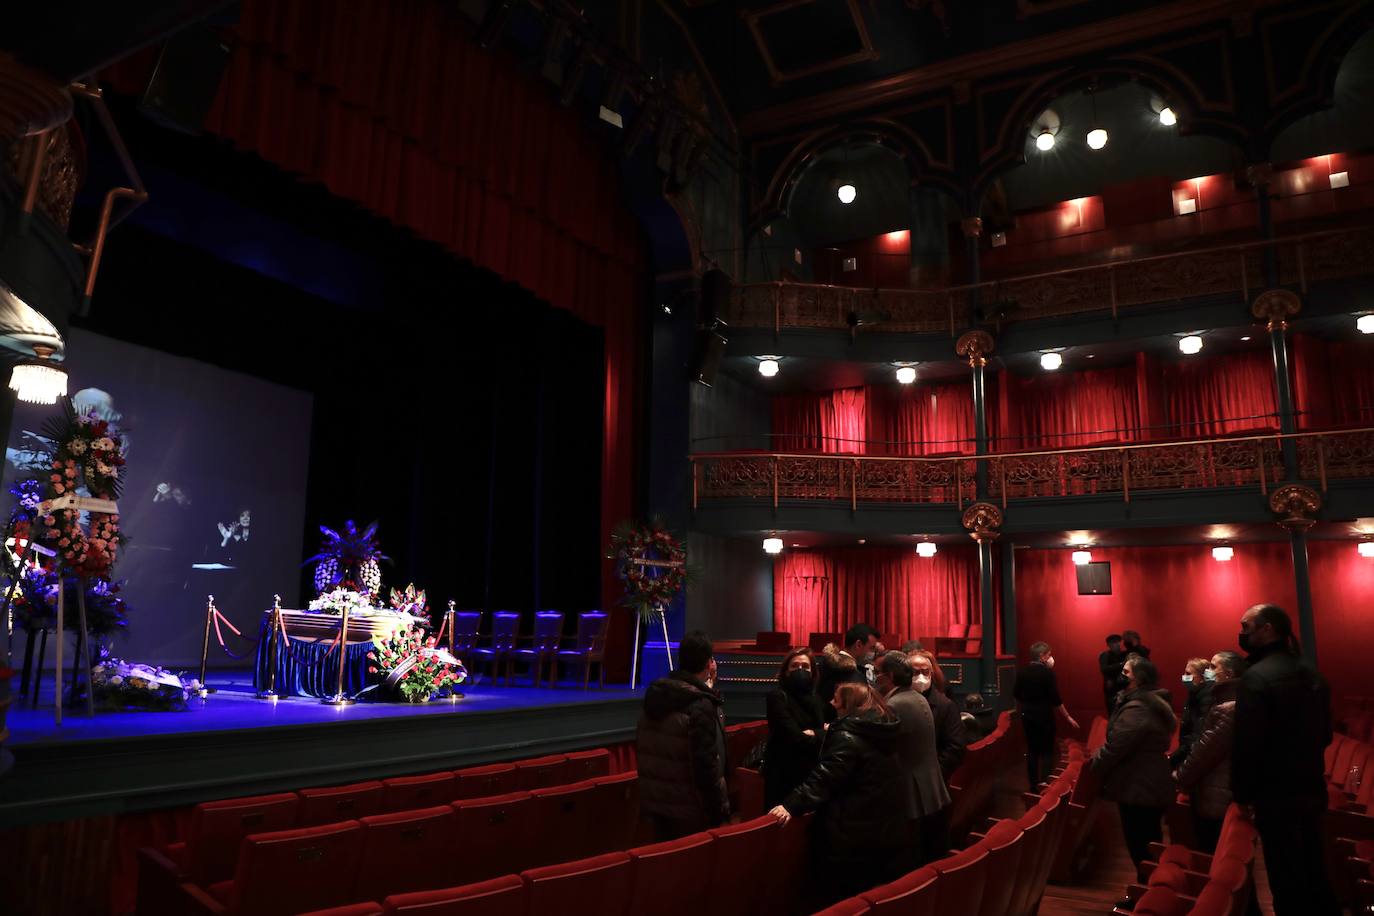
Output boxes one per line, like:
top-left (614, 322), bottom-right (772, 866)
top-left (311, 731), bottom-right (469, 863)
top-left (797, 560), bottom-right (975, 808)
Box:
top-left (900, 639), bottom-right (924, 653)
top-left (1098, 634), bottom-right (1127, 716)
top-left (1090, 655), bottom-right (1176, 879)
top-left (818, 624), bottom-right (879, 716)
top-left (1232, 604), bottom-right (1339, 915)
top-left (875, 651), bottom-right (951, 864)
top-left (1175, 650), bottom-right (1244, 852)
top-left (636, 630), bottom-right (730, 840)
top-left (763, 647), bottom-right (827, 807)
top-left (1121, 629), bottom-right (1150, 658)
top-left (768, 683), bottom-right (910, 905)
top-left (818, 645), bottom-right (862, 722)
top-left (906, 649), bottom-right (966, 778)
top-left (962, 692), bottom-right (997, 742)
top-left (1171, 656), bottom-right (1214, 766)
top-left (1013, 641), bottom-right (1079, 789)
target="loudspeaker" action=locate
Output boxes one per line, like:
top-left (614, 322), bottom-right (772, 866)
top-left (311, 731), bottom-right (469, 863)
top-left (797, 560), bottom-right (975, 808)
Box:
top-left (1076, 561), bottom-right (1112, 596)
top-left (693, 326), bottom-right (727, 387)
top-left (139, 24), bottom-right (233, 134)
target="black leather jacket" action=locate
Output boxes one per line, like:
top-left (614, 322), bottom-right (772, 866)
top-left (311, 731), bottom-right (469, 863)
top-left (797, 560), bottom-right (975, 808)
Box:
top-left (1231, 642), bottom-right (1331, 808)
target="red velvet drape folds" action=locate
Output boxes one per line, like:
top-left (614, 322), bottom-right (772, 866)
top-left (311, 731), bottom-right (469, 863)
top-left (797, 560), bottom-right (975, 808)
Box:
top-left (770, 381), bottom-right (974, 455)
top-left (772, 388), bottom-right (867, 453)
top-left (773, 545), bottom-right (978, 647)
top-left (109, 0), bottom-right (644, 616)
top-left (1293, 334), bottom-right (1374, 429)
top-left (995, 360), bottom-right (1145, 449)
top-left (1160, 350), bottom-right (1278, 437)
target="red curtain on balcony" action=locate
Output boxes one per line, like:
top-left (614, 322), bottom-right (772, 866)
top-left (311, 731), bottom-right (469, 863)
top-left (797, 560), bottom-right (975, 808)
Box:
top-left (1161, 350), bottom-right (1279, 436)
top-left (994, 358), bottom-right (1148, 449)
top-left (773, 545), bottom-right (979, 647)
top-left (865, 381), bottom-right (976, 455)
top-left (772, 388), bottom-right (867, 453)
top-left (1292, 334), bottom-right (1374, 428)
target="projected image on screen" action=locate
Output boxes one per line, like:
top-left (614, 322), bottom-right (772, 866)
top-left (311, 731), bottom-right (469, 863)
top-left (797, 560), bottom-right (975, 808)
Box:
top-left (3, 328), bottom-right (313, 666)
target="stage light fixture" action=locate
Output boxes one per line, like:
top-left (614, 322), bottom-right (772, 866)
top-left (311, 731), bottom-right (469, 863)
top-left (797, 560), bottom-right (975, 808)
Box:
top-left (1035, 130), bottom-right (1055, 152)
top-left (1179, 335), bottom-right (1203, 355)
top-left (1359, 314), bottom-right (1374, 334)
top-left (1159, 107), bottom-right (1177, 126)
top-left (837, 184), bottom-right (856, 204)
top-left (758, 357), bottom-right (780, 377)
top-left (9, 344), bottom-right (66, 405)
top-left (916, 542), bottom-right (937, 558)
top-left (1071, 549), bottom-right (1092, 565)
top-left (1240, 336), bottom-right (1251, 341)
top-left (895, 365), bottom-right (917, 384)
top-left (763, 537), bottom-right (784, 555)
top-left (1359, 542), bottom-right (1374, 558)
top-left (1086, 128), bottom-right (1108, 150)
top-left (1040, 352), bottom-right (1063, 371)
top-left (1212, 546), bottom-right (1234, 562)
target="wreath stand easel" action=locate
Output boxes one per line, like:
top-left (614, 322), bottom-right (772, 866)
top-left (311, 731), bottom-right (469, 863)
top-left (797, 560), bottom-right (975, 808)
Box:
top-left (629, 602), bottom-right (674, 691)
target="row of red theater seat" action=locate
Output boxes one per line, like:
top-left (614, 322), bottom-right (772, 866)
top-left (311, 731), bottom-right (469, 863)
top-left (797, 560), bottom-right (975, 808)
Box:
top-left (1326, 727), bottom-right (1374, 907)
top-left (947, 710), bottom-right (1024, 838)
top-left (135, 747), bottom-right (617, 914)
top-left (1114, 804), bottom-right (1260, 916)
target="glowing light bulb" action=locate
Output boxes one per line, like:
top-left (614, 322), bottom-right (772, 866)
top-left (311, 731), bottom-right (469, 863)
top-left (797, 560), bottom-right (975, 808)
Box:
top-left (1358, 315), bottom-right (1374, 335)
top-left (8, 362), bottom-right (66, 405)
top-left (1179, 335), bottom-right (1203, 355)
top-left (895, 365), bottom-right (917, 385)
top-left (1212, 546), bottom-right (1234, 562)
top-left (1086, 128), bottom-right (1108, 150)
top-left (758, 358), bottom-right (780, 377)
top-left (1359, 542), bottom-right (1374, 558)
top-left (1035, 130), bottom-right (1055, 152)
top-left (763, 537), bottom-right (784, 555)
top-left (1040, 352), bottom-right (1063, 371)
top-left (837, 184), bottom-right (856, 204)
top-left (916, 542), bottom-right (937, 558)
top-left (1159, 107), bottom-right (1177, 126)
top-left (1071, 550), bottom-right (1092, 566)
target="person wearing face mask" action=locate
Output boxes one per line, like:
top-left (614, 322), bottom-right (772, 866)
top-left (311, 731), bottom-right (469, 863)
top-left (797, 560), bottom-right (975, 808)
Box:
top-left (763, 648), bottom-right (828, 807)
top-left (1090, 655), bottom-right (1176, 885)
top-left (1170, 657), bottom-right (1214, 767)
top-left (1231, 604), bottom-right (1338, 915)
top-left (1121, 629), bottom-right (1151, 658)
top-left (906, 649), bottom-right (966, 782)
top-left (1175, 651), bottom-right (1245, 853)
top-left (818, 624), bottom-right (880, 719)
top-left (1013, 641), bottom-right (1080, 790)
top-left (1098, 634), bottom-right (1128, 716)
top-left (874, 651), bottom-right (950, 865)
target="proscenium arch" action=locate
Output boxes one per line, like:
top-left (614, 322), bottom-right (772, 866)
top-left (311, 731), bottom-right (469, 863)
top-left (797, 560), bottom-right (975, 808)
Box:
top-left (1262, 10), bottom-right (1374, 156)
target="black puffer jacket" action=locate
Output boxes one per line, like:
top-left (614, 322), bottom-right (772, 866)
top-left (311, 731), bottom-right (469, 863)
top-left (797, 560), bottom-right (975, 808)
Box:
top-left (1232, 642), bottom-right (1331, 808)
top-left (782, 710), bottom-right (908, 866)
top-left (636, 672), bottom-right (729, 829)
top-left (1092, 687), bottom-right (1177, 807)
top-left (923, 687), bottom-right (967, 778)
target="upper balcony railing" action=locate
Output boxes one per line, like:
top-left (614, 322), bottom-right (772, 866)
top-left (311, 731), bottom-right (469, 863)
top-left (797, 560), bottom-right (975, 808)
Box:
top-left (725, 225), bottom-right (1374, 337)
top-left (689, 427), bottom-right (1374, 510)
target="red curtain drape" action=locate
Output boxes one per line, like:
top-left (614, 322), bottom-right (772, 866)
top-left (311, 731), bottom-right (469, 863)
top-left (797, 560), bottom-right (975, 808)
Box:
top-left (773, 545), bottom-right (978, 647)
top-left (865, 382), bottom-right (976, 455)
top-left (1161, 350), bottom-right (1278, 437)
top-left (106, 0), bottom-right (643, 627)
top-left (995, 361), bottom-right (1144, 449)
top-left (772, 388), bottom-right (867, 453)
top-left (1292, 333), bottom-right (1374, 429)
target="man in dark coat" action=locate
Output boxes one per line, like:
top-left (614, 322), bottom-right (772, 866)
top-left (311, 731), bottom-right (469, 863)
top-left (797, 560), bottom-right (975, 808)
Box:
top-left (1231, 604), bottom-right (1339, 915)
top-left (907, 649), bottom-right (967, 779)
top-left (1014, 641), bottom-right (1079, 790)
top-left (1098, 633), bottom-right (1127, 716)
top-left (636, 630), bottom-right (730, 840)
top-left (875, 651), bottom-right (951, 865)
top-left (817, 623), bottom-right (878, 719)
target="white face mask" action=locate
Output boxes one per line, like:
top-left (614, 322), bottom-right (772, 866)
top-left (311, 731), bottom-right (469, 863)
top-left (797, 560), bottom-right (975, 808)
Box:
top-left (1045, 656), bottom-right (1055, 669)
top-left (1182, 674), bottom-right (1193, 684)
top-left (913, 674), bottom-right (932, 692)
top-left (1203, 668), bottom-right (1217, 681)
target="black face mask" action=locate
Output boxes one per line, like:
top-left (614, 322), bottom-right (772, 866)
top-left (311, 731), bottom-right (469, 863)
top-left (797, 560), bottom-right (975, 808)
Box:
top-left (784, 669), bottom-right (814, 695)
top-left (1238, 632), bottom-right (1252, 654)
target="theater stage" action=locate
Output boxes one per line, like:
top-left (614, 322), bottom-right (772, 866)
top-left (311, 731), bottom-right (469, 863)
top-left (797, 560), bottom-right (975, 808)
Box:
top-left (0, 674), bottom-right (642, 827)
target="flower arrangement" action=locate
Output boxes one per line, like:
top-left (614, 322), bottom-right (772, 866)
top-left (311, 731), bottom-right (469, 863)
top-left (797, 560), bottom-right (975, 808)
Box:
top-left (89, 653), bottom-right (195, 711)
top-left (306, 520), bottom-right (389, 599)
top-left (307, 587), bottom-right (374, 617)
top-left (389, 583), bottom-right (427, 617)
top-left (8, 567), bottom-right (129, 635)
top-left (368, 625), bottom-right (466, 703)
top-left (610, 518), bottom-right (689, 620)
top-left (35, 402), bottom-right (126, 579)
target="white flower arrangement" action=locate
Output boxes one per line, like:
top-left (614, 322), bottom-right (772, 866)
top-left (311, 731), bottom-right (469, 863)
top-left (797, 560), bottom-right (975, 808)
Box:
top-left (307, 587), bottom-right (376, 617)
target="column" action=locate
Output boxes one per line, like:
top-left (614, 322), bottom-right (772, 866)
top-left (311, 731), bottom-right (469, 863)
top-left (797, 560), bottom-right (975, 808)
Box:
top-left (1270, 483), bottom-right (1321, 665)
top-left (1252, 288), bottom-right (1302, 475)
top-left (956, 329), bottom-right (995, 497)
top-left (1000, 541), bottom-right (1017, 657)
top-left (962, 501), bottom-right (1004, 696)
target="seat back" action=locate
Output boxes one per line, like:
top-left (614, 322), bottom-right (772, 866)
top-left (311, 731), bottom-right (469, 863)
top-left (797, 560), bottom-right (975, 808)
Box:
top-left (947, 623), bottom-right (969, 639)
top-left (707, 816), bottom-right (781, 916)
top-left (565, 748), bottom-right (612, 782)
top-left (381, 772), bottom-right (457, 812)
top-left (453, 763), bottom-right (520, 800)
top-left (965, 624), bottom-right (983, 655)
top-left (353, 806), bottom-right (456, 901)
top-left (488, 612), bottom-right (520, 652)
top-left (808, 631), bottom-right (842, 652)
top-left (521, 851), bottom-right (633, 916)
top-left (930, 843), bottom-right (989, 914)
top-left (382, 874), bottom-right (526, 915)
top-left (530, 611), bottom-right (566, 654)
top-left (296, 780), bottom-right (385, 827)
top-left (754, 630), bottom-right (792, 652)
top-left (626, 832), bottom-right (717, 916)
top-left (582, 771), bottom-right (640, 857)
top-left (814, 899), bottom-right (872, 915)
top-left (450, 791), bottom-right (534, 884)
top-left (1010, 805), bottom-right (1049, 916)
top-left (1190, 881), bottom-right (1237, 916)
top-left (452, 612), bottom-right (482, 654)
top-left (185, 791), bottom-right (300, 885)
top-left (230, 820), bottom-right (363, 916)
top-left (527, 781), bottom-right (596, 867)
top-left (572, 612), bottom-right (609, 655)
top-left (860, 864), bottom-right (939, 915)
top-left (515, 753), bottom-right (570, 791)
top-left (974, 819), bottom-right (1025, 916)
top-left (1132, 887), bottom-right (1189, 916)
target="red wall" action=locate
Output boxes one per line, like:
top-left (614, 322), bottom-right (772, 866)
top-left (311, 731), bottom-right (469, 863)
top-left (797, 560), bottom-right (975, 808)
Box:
top-left (1016, 541), bottom-right (1373, 720)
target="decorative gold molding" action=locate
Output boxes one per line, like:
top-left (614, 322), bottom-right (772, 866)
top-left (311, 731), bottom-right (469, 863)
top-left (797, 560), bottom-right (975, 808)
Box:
top-left (1251, 288), bottom-right (1301, 332)
top-left (1269, 483), bottom-right (1321, 531)
top-left (962, 501), bottom-right (1004, 542)
top-left (956, 329), bottom-right (996, 367)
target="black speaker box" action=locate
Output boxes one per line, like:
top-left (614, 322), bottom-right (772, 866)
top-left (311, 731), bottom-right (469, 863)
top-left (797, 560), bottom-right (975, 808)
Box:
top-left (139, 24), bottom-right (233, 134)
top-left (1076, 561), bottom-right (1112, 595)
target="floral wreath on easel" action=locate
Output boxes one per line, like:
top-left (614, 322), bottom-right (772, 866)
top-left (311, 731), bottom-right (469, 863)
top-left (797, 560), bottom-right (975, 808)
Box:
top-left (610, 517), bottom-right (689, 620)
top-left (33, 400), bottom-right (126, 579)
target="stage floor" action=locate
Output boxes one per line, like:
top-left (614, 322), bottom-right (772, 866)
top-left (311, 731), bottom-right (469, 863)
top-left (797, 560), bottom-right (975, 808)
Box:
top-left (1, 672), bottom-right (643, 827)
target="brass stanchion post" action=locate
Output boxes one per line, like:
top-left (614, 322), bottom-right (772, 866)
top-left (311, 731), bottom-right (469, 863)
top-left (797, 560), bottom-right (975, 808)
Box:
top-left (322, 605), bottom-right (354, 706)
top-left (447, 599), bottom-right (464, 700)
top-left (258, 594), bottom-right (281, 700)
top-left (199, 595), bottom-right (214, 697)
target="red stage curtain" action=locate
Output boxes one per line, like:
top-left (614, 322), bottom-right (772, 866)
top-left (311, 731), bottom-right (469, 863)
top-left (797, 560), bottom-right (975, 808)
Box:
top-left (1161, 350), bottom-right (1278, 436)
top-left (772, 388), bottom-right (867, 453)
top-left (773, 545), bottom-right (978, 648)
top-left (1293, 334), bottom-right (1374, 429)
top-left (994, 361), bottom-right (1144, 450)
top-left (865, 381), bottom-right (976, 455)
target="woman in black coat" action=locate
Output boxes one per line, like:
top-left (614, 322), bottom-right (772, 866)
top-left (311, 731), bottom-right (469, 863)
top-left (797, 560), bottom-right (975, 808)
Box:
top-left (769, 683), bottom-right (910, 905)
top-left (908, 649), bottom-right (967, 779)
top-left (763, 648), bottom-right (828, 807)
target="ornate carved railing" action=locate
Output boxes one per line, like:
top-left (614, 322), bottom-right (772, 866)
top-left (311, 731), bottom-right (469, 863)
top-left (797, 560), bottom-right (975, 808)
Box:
top-left (690, 428), bottom-right (1374, 509)
top-left (725, 226), bottom-right (1374, 335)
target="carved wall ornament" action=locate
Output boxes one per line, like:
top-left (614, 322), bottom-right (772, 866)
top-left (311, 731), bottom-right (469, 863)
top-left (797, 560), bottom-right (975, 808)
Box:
top-left (960, 216), bottom-right (983, 238)
top-left (961, 501), bottom-right (1003, 542)
top-left (1269, 483), bottom-right (1321, 531)
top-left (955, 329), bottom-right (995, 367)
top-left (1250, 288), bottom-right (1302, 332)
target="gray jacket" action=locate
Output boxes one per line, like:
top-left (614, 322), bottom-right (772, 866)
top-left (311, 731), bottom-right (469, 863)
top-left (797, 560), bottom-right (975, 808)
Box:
top-left (887, 687), bottom-right (952, 817)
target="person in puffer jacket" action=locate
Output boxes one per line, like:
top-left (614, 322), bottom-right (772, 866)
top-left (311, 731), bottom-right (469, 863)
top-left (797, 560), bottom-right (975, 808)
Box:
top-left (1175, 650), bottom-right (1245, 852)
top-left (636, 630), bottom-right (730, 840)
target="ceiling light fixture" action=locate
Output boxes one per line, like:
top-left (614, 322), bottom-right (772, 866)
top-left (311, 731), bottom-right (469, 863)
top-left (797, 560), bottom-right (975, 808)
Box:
top-left (1071, 549), bottom-right (1092, 566)
top-left (1040, 351), bottom-right (1063, 371)
top-left (8, 344), bottom-right (67, 405)
top-left (1212, 546), bottom-right (1234, 562)
top-left (895, 364), bottom-right (917, 385)
top-left (1159, 106), bottom-right (1177, 126)
top-left (1086, 128), bottom-right (1108, 150)
top-left (758, 357), bottom-right (780, 377)
top-left (1359, 542), bottom-right (1374, 558)
top-left (1035, 130), bottom-right (1055, 152)
top-left (763, 537), bottom-right (784, 555)
top-left (1359, 315), bottom-right (1374, 335)
top-left (1179, 335), bottom-right (1204, 355)
top-left (838, 183), bottom-right (856, 204)
top-left (916, 542), bottom-right (937, 558)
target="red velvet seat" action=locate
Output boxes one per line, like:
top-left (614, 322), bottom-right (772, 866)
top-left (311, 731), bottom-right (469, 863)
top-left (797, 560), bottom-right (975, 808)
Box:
top-left (453, 762), bottom-right (520, 800)
top-left (186, 791), bottom-right (301, 885)
top-left (380, 772), bottom-right (457, 812)
top-left (352, 806), bottom-right (457, 902)
top-left (297, 780), bottom-right (386, 826)
top-left (1131, 887), bottom-right (1189, 916)
top-left (382, 875), bottom-right (526, 916)
top-left (450, 791), bottom-right (533, 883)
top-left (859, 864), bottom-right (938, 914)
top-left (1008, 805), bottom-right (1049, 916)
top-left (186, 820), bottom-right (363, 916)
top-left (813, 899), bottom-right (871, 915)
top-left (1190, 881), bottom-right (1237, 916)
top-left (581, 771), bottom-right (640, 856)
top-left (527, 781), bottom-right (596, 867)
top-left (733, 766), bottom-right (765, 820)
top-left (521, 851), bottom-right (633, 916)
top-left (973, 819), bottom-right (1025, 916)
top-left (930, 844), bottom-right (989, 914)
top-left (565, 748), bottom-right (612, 782)
top-left (626, 832), bottom-right (716, 916)
top-left (770, 815), bottom-right (815, 916)
top-left (706, 816), bottom-right (781, 916)
top-left (514, 753), bottom-right (569, 790)
top-left (298, 906), bottom-right (383, 916)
